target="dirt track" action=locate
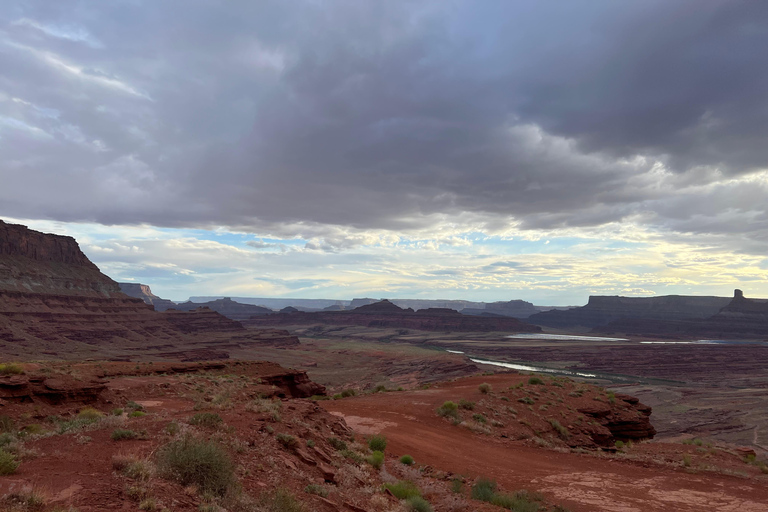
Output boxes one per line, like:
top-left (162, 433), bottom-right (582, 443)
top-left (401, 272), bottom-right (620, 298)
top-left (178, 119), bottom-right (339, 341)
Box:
top-left (323, 375), bottom-right (768, 512)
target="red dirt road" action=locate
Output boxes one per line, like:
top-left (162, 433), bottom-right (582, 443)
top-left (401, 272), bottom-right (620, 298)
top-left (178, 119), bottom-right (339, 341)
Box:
top-left (322, 375), bottom-right (768, 512)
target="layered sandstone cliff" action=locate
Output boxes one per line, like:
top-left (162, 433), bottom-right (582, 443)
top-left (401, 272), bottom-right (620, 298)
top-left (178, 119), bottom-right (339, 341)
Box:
top-left (170, 297), bottom-right (273, 321)
top-left (118, 282), bottom-right (177, 311)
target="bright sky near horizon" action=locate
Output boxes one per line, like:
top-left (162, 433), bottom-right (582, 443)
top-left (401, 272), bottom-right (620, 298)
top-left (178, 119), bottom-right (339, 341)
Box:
top-left (2, 2), bottom-right (768, 304)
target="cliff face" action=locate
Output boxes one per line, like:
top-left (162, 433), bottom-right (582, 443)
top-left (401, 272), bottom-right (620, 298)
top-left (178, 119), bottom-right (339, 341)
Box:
top-left (247, 300), bottom-right (540, 333)
top-left (118, 282), bottom-right (177, 311)
top-left (0, 220), bottom-right (291, 359)
top-left (528, 294), bottom-right (731, 328)
top-left (0, 220), bottom-right (121, 298)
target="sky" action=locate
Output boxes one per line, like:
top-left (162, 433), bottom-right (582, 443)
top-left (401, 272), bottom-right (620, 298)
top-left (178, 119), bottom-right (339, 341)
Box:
top-left (2, 1), bottom-right (768, 305)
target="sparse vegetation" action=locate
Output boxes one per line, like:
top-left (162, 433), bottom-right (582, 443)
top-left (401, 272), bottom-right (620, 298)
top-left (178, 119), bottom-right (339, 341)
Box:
top-left (247, 397), bottom-right (282, 421)
top-left (400, 454), bottom-right (415, 465)
top-left (518, 397), bottom-right (535, 405)
top-left (472, 413), bottom-right (487, 424)
top-left (479, 383), bottom-right (492, 394)
top-left (304, 484), bottom-right (329, 497)
top-left (276, 433), bottom-right (299, 450)
top-left (528, 377), bottom-right (544, 385)
top-left (1, 488), bottom-right (45, 510)
top-left (0, 363), bottom-right (23, 375)
top-left (156, 436), bottom-right (235, 496)
top-left (340, 388), bottom-right (357, 398)
top-left (384, 480), bottom-right (421, 499)
top-left (111, 428), bottom-right (138, 441)
top-left (437, 401), bottom-right (460, 419)
top-left (368, 450), bottom-right (384, 469)
top-left (128, 411), bottom-right (147, 418)
top-left (548, 419), bottom-right (569, 440)
top-left (257, 488), bottom-right (306, 512)
top-left (472, 478), bottom-right (541, 511)
top-left (458, 399), bottom-right (475, 410)
top-left (328, 436), bottom-right (347, 451)
top-left (368, 434), bottom-right (387, 451)
top-left (406, 496), bottom-right (433, 512)
top-left (0, 449), bottom-right (19, 475)
top-left (112, 408), bottom-right (124, 416)
top-left (77, 407), bottom-right (104, 421)
top-left (188, 412), bottom-right (223, 429)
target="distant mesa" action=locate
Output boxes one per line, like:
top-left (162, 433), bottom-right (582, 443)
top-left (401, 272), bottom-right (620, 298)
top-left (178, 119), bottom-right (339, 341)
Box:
top-left (594, 289), bottom-right (768, 338)
top-left (528, 294), bottom-right (731, 329)
top-left (169, 297), bottom-right (273, 321)
top-left (247, 299), bottom-right (540, 333)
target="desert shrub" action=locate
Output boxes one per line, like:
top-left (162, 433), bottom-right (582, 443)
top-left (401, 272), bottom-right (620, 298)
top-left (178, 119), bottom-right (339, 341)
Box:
top-left (304, 484), bottom-right (329, 497)
top-left (384, 481), bottom-right (421, 500)
top-left (138, 498), bottom-right (156, 510)
top-left (2, 488), bottom-right (45, 509)
top-left (21, 424), bottom-right (44, 436)
top-left (368, 434), bottom-right (387, 452)
top-left (0, 415), bottom-right (14, 433)
top-left (528, 377), bottom-right (544, 386)
top-left (111, 429), bottom-right (138, 441)
top-left (471, 478), bottom-right (497, 502)
top-left (332, 393), bottom-right (343, 400)
top-left (406, 496), bottom-right (433, 512)
top-left (340, 449), bottom-right (364, 464)
top-left (437, 401), bottom-right (459, 419)
top-left (247, 397), bottom-right (282, 422)
top-left (518, 397), bottom-right (535, 405)
top-left (123, 459), bottom-right (154, 481)
top-left (129, 411), bottom-right (147, 418)
top-left (125, 401), bottom-right (144, 411)
top-left (683, 454), bottom-right (692, 467)
top-left (491, 492), bottom-right (540, 512)
top-left (165, 421), bottom-right (180, 436)
top-left (328, 436), bottom-right (347, 451)
top-left (479, 383), bottom-right (492, 394)
top-left (340, 389), bottom-right (356, 398)
top-left (368, 450), bottom-right (384, 469)
top-left (78, 407), bottom-right (104, 421)
top-left (458, 399), bottom-right (475, 410)
top-left (549, 420), bottom-right (569, 440)
top-left (156, 437), bottom-right (234, 496)
top-left (0, 363), bottom-right (23, 375)
top-left (112, 408), bottom-right (124, 416)
top-left (189, 413), bottom-right (223, 429)
top-left (0, 449), bottom-right (19, 475)
top-left (306, 439), bottom-right (315, 448)
top-left (373, 385), bottom-right (387, 393)
top-left (276, 433), bottom-right (298, 450)
top-left (451, 478), bottom-right (463, 493)
top-left (472, 414), bottom-right (487, 424)
top-left (615, 440), bottom-right (625, 449)
top-left (258, 488), bottom-right (306, 512)
top-left (309, 395), bottom-right (329, 401)
top-left (400, 454), bottom-right (415, 465)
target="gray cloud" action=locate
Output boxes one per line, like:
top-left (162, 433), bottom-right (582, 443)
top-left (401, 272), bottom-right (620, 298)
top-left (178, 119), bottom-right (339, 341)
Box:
top-left (1, 1), bottom-right (767, 251)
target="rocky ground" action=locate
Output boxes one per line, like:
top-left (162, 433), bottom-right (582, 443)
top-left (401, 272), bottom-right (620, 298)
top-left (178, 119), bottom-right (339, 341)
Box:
top-left (0, 362), bottom-right (766, 512)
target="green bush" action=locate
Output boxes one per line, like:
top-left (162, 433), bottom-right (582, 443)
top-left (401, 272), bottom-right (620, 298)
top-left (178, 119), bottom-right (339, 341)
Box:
top-left (384, 481), bottom-right (421, 500)
top-left (368, 434), bottom-right (387, 452)
top-left (276, 433), bottom-right (298, 450)
top-left (340, 389), bottom-right (356, 398)
top-left (615, 440), bottom-right (625, 449)
top-left (400, 454), bottom-right (415, 465)
top-left (471, 478), bottom-right (497, 502)
top-left (328, 437), bottom-right (347, 451)
top-left (518, 397), bottom-right (535, 405)
top-left (472, 414), bottom-right (487, 424)
top-left (0, 416), bottom-right (14, 433)
top-left (111, 429), bottom-right (138, 441)
top-left (491, 492), bottom-right (540, 512)
top-left (112, 408), bottom-right (124, 416)
top-left (156, 437), bottom-right (234, 496)
top-left (451, 479), bottom-right (463, 493)
top-left (188, 413), bottom-right (223, 429)
top-left (406, 496), bottom-right (433, 512)
top-left (304, 484), bottom-right (329, 497)
top-left (0, 449), bottom-right (19, 475)
top-left (548, 420), bottom-right (569, 440)
top-left (528, 377), bottom-right (544, 385)
top-left (458, 399), bottom-right (475, 410)
top-left (340, 449), bottom-right (364, 464)
top-left (126, 401), bottom-right (144, 411)
top-left (437, 401), bottom-right (459, 419)
top-left (368, 450), bottom-right (384, 469)
top-left (128, 411), bottom-right (147, 418)
top-left (0, 363), bottom-right (23, 375)
top-left (373, 385), bottom-right (387, 393)
top-left (77, 407), bottom-right (104, 420)
top-left (258, 488), bottom-right (306, 512)
top-left (479, 383), bottom-right (492, 394)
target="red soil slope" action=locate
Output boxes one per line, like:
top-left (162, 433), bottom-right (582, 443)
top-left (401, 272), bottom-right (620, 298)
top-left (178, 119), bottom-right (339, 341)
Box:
top-left (323, 374), bottom-right (768, 512)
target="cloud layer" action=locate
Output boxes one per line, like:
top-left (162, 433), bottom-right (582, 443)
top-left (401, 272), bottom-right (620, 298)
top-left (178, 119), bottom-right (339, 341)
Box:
top-left (2, 1), bottom-right (768, 301)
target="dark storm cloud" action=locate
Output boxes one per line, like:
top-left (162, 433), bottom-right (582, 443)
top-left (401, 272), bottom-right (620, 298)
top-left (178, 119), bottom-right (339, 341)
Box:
top-left (1, 1), bottom-right (767, 243)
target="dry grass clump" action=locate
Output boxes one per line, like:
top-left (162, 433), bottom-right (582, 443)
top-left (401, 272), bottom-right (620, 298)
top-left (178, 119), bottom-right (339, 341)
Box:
top-left (156, 436), bottom-right (234, 496)
top-left (0, 363), bottom-right (24, 375)
top-left (245, 397), bottom-right (282, 422)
